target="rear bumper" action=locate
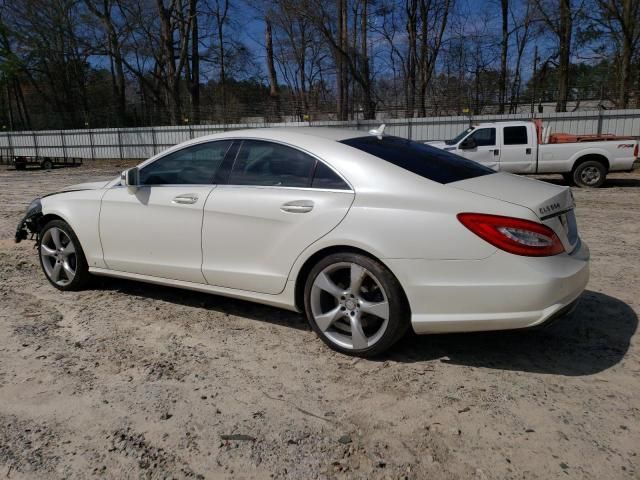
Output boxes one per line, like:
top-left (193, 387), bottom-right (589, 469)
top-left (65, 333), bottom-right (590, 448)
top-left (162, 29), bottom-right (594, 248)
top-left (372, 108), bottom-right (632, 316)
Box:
top-left (386, 240), bottom-right (590, 334)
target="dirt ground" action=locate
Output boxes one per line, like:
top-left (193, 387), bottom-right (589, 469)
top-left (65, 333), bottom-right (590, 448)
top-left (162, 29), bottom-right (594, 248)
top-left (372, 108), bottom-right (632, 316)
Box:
top-left (0, 163), bottom-right (638, 480)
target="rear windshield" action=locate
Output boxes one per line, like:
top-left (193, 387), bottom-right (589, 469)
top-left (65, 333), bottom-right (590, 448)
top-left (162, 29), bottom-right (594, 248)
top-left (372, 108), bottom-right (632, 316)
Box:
top-left (340, 136), bottom-right (494, 184)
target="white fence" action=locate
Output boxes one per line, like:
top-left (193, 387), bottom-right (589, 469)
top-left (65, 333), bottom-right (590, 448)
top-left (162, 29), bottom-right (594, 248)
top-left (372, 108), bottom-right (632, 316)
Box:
top-left (1, 109), bottom-right (639, 160)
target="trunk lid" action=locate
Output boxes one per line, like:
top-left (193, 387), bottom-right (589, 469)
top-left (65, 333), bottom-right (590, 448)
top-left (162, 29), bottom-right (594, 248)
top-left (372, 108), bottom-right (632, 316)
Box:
top-left (449, 172), bottom-right (579, 252)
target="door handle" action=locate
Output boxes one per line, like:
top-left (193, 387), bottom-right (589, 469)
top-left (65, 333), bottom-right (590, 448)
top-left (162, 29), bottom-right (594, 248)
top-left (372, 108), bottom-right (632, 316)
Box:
top-left (526, 148), bottom-right (532, 154)
top-left (493, 149), bottom-right (500, 156)
top-left (172, 194), bottom-right (199, 204)
top-left (280, 200), bottom-right (314, 213)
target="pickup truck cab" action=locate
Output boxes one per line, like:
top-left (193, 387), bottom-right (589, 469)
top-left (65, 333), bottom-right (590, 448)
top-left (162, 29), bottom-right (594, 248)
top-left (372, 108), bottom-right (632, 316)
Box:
top-left (428, 120), bottom-right (639, 187)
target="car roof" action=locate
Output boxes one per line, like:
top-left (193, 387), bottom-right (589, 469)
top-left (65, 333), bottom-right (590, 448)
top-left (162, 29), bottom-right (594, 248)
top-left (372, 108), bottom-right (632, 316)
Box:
top-left (192, 127), bottom-right (370, 143)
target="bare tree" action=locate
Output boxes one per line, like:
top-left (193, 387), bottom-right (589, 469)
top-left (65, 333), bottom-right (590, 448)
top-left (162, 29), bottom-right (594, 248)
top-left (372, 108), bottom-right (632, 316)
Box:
top-left (591, 0), bottom-right (640, 107)
top-left (533, 0), bottom-right (584, 111)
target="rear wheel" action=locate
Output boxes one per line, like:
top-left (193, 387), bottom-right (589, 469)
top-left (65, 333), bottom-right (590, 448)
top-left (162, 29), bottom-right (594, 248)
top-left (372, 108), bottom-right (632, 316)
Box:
top-left (572, 160), bottom-right (607, 188)
top-left (303, 252), bottom-right (410, 357)
top-left (39, 220), bottom-right (90, 291)
top-left (41, 159), bottom-right (53, 170)
top-left (15, 163), bottom-right (26, 171)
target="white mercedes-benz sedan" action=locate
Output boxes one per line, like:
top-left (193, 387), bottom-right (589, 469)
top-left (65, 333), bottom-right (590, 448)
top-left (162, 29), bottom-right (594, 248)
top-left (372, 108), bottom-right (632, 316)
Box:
top-left (15, 127), bottom-right (589, 356)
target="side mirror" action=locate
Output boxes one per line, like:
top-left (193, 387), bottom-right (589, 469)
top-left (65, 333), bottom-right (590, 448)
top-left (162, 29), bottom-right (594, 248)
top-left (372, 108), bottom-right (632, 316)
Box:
top-left (121, 167), bottom-right (140, 187)
top-left (459, 137), bottom-right (477, 150)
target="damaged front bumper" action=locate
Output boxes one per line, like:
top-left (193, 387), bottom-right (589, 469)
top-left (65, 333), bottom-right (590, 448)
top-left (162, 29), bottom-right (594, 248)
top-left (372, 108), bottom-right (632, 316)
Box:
top-left (15, 198), bottom-right (43, 243)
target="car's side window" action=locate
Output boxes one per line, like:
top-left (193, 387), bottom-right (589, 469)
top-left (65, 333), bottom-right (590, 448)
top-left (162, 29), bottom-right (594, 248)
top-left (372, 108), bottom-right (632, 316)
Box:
top-left (469, 128), bottom-right (496, 147)
top-left (503, 126), bottom-right (528, 145)
top-left (311, 162), bottom-right (350, 190)
top-left (228, 140), bottom-right (317, 188)
top-left (139, 140), bottom-right (233, 185)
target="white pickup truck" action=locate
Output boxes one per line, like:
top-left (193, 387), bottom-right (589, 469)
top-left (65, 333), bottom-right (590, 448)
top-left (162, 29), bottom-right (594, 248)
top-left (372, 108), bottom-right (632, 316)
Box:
top-left (427, 120), bottom-right (639, 187)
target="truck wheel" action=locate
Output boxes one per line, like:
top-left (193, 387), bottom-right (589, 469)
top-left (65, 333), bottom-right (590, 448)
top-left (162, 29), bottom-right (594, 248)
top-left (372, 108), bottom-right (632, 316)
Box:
top-left (41, 159), bottom-right (53, 170)
top-left (572, 160), bottom-right (607, 188)
top-left (15, 164), bottom-right (26, 171)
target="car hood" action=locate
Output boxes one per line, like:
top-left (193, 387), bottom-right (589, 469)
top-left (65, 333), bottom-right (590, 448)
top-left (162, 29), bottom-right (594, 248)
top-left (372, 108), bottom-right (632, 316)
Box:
top-left (60, 180), bottom-right (112, 191)
top-left (425, 141), bottom-right (457, 151)
top-left (42, 180), bottom-right (112, 198)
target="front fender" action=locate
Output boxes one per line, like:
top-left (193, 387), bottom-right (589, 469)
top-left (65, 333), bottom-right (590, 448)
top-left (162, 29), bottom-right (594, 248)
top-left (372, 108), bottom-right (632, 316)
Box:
top-left (40, 190), bottom-right (107, 268)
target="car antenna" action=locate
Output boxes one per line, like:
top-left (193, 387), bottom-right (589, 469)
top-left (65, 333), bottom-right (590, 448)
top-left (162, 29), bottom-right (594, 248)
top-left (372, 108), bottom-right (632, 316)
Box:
top-left (368, 123), bottom-right (386, 139)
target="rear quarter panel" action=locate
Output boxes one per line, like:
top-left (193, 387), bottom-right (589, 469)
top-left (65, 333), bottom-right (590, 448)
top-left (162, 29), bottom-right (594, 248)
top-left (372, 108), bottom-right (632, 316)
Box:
top-left (286, 174), bottom-right (540, 281)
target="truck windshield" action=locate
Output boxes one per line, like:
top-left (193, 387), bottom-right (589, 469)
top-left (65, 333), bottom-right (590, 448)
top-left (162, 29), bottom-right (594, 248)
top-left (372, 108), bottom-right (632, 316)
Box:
top-left (340, 135), bottom-right (494, 184)
top-left (445, 127), bottom-right (474, 145)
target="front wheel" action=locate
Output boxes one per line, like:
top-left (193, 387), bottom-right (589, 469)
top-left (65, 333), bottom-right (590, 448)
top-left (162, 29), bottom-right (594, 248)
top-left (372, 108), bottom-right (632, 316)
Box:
top-left (573, 160), bottom-right (607, 188)
top-left (39, 220), bottom-right (90, 291)
top-left (303, 253), bottom-right (410, 357)
top-left (41, 159), bottom-right (53, 170)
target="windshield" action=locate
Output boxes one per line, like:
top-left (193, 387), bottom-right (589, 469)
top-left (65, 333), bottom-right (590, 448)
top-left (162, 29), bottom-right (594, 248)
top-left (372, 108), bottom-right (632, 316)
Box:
top-left (445, 127), bottom-right (474, 145)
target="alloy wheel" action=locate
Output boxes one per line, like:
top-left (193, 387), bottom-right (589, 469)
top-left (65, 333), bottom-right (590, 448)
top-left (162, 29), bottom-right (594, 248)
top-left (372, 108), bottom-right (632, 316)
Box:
top-left (40, 227), bottom-right (77, 287)
top-left (310, 262), bottom-right (390, 350)
top-left (580, 166), bottom-right (601, 186)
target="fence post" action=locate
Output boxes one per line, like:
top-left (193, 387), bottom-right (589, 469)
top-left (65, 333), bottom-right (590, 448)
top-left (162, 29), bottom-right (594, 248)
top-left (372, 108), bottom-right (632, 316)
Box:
top-left (117, 128), bottom-right (124, 160)
top-left (6, 132), bottom-right (14, 159)
top-left (597, 107), bottom-right (604, 135)
top-left (60, 130), bottom-right (68, 160)
top-left (32, 131), bottom-right (39, 158)
top-left (89, 129), bottom-right (96, 161)
top-left (151, 127), bottom-right (158, 155)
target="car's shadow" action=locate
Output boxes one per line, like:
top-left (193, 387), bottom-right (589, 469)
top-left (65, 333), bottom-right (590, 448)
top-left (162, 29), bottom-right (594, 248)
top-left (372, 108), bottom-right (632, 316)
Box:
top-left (538, 175), bottom-right (640, 188)
top-left (95, 276), bottom-right (309, 331)
top-left (98, 279), bottom-right (635, 376)
top-left (387, 290), bottom-right (636, 376)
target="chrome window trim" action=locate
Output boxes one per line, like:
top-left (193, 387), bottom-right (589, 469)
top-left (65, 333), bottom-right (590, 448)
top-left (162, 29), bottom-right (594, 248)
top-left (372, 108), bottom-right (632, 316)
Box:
top-left (111, 183), bottom-right (353, 194)
top-left (128, 136), bottom-right (354, 191)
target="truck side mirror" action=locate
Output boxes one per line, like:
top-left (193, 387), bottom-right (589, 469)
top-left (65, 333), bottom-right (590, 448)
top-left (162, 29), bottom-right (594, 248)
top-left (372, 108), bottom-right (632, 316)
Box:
top-left (121, 167), bottom-right (140, 187)
top-left (459, 137), bottom-right (477, 150)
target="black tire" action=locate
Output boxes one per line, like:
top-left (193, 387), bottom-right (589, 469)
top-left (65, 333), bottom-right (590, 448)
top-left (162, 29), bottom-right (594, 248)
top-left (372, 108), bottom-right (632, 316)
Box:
top-left (15, 163), bottom-right (26, 171)
top-left (41, 159), bottom-right (53, 170)
top-left (303, 252), bottom-right (410, 357)
top-left (572, 160), bottom-right (607, 188)
top-left (38, 219), bottom-right (91, 291)
top-left (561, 172), bottom-right (574, 186)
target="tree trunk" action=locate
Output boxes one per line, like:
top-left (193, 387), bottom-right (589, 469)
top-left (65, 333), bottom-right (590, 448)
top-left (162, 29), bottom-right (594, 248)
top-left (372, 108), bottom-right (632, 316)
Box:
top-left (215, 0), bottom-right (229, 122)
top-left (339, 0), bottom-right (348, 120)
top-left (156, 0), bottom-right (180, 124)
top-left (618, 0), bottom-right (633, 108)
top-left (190, 0), bottom-right (200, 123)
top-left (498, 0), bottom-right (508, 113)
top-left (336, 0), bottom-right (344, 120)
top-left (265, 18), bottom-right (281, 121)
top-left (556, 0), bottom-right (572, 112)
top-left (361, 0), bottom-right (375, 119)
top-left (406, 0), bottom-right (417, 117)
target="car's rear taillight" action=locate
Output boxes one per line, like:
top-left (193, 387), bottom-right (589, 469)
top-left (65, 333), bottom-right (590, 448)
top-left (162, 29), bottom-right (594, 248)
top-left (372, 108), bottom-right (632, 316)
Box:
top-left (634, 143), bottom-right (638, 159)
top-left (457, 213), bottom-right (564, 257)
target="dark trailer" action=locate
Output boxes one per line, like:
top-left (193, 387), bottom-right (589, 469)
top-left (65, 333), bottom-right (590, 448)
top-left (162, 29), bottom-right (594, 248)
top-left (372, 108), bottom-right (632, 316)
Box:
top-left (0, 154), bottom-right (83, 170)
